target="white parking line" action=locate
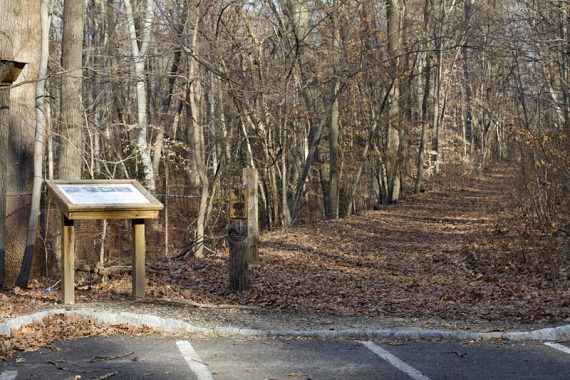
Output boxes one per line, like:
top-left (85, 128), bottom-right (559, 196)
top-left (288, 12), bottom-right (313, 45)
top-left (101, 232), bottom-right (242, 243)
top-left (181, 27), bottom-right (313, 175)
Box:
top-left (544, 342), bottom-right (570, 355)
top-left (0, 371), bottom-right (18, 380)
top-left (176, 340), bottom-right (214, 380)
top-left (360, 341), bottom-right (431, 380)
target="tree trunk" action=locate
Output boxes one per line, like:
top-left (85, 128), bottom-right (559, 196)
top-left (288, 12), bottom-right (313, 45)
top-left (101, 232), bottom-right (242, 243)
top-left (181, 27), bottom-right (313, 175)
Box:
top-left (16, 0), bottom-right (52, 288)
top-left (281, 116), bottom-right (292, 225)
top-left (431, 0), bottom-right (446, 175)
top-left (386, 0), bottom-right (403, 203)
top-left (462, 0), bottom-right (474, 154)
top-left (327, 11), bottom-right (341, 219)
top-left (58, 0), bottom-right (85, 180)
top-left (415, 0), bottom-right (433, 193)
top-left (415, 52), bottom-right (431, 193)
top-left (291, 92), bottom-right (343, 222)
top-left (0, 86), bottom-right (9, 288)
top-left (228, 218), bottom-right (249, 291)
top-left (0, 0), bottom-right (41, 286)
top-left (152, 3), bottom-right (188, 177)
top-left (124, 0), bottom-right (155, 192)
top-left (347, 81), bottom-right (392, 215)
top-left (188, 9), bottom-right (208, 258)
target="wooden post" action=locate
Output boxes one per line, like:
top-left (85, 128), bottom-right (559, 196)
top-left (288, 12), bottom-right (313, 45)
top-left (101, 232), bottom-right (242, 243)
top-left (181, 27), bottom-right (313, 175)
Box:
top-left (228, 183), bottom-right (250, 291)
top-left (131, 219), bottom-right (145, 299)
top-left (62, 216), bottom-right (75, 304)
top-left (243, 168), bottom-right (259, 264)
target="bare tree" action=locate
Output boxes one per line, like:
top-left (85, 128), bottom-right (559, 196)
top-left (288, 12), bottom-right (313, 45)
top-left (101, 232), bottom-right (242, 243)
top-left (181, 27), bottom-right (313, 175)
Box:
top-left (124, 0), bottom-right (156, 192)
top-left (385, 0), bottom-right (404, 203)
top-left (0, 0), bottom-right (40, 286)
top-left (16, 0), bottom-right (53, 288)
top-left (58, 0), bottom-right (85, 180)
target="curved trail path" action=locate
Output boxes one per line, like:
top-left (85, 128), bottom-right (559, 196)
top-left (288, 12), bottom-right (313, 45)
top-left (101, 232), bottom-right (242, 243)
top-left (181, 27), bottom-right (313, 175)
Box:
top-left (184, 167), bottom-right (567, 323)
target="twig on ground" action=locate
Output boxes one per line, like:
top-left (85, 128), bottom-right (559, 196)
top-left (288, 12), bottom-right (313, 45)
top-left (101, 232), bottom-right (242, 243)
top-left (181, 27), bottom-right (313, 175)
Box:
top-left (91, 351), bottom-right (134, 362)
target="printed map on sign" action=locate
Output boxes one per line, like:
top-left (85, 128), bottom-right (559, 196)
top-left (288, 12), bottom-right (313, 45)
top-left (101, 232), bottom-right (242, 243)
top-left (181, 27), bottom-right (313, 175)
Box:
top-left (59, 184), bottom-right (151, 205)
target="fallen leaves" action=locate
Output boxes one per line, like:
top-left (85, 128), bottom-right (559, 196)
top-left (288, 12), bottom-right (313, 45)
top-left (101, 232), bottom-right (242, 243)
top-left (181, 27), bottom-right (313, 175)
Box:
top-left (0, 314), bottom-right (154, 361)
top-left (0, 287), bottom-right (58, 324)
top-left (131, 167), bottom-right (568, 323)
top-left (1, 167), bottom-right (569, 357)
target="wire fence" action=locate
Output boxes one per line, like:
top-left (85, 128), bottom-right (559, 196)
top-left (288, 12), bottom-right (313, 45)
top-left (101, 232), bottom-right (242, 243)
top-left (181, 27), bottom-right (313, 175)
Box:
top-left (38, 189), bottom-right (224, 276)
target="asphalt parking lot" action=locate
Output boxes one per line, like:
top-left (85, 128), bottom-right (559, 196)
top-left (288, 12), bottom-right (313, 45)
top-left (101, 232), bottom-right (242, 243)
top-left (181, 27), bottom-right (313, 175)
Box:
top-left (2, 335), bottom-right (570, 379)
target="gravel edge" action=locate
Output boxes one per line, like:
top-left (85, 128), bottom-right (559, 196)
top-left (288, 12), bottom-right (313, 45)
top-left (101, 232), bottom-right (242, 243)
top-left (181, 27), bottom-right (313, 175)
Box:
top-left (1, 307), bottom-right (569, 342)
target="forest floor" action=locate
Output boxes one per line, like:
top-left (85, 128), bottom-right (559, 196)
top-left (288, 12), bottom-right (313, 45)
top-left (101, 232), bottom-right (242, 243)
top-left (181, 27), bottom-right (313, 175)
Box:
top-left (2, 165), bottom-right (570, 359)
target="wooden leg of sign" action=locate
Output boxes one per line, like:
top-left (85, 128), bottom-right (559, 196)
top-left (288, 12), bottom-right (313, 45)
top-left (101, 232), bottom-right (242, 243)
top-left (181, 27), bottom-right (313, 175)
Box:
top-left (228, 218), bottom-right (250, 291)
top-left (131, 219), bottom-right (145, 299)
top-left (62, 216), bottom-right (75, 304)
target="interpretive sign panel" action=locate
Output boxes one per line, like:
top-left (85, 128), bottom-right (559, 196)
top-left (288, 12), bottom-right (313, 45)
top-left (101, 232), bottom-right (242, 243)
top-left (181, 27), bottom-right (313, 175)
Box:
top-left (44, 179), bottom-right (163, 304)
top-left (46, 179), bottom-right (162, 220)
top-left (59, 184), bottom-right (150, 205)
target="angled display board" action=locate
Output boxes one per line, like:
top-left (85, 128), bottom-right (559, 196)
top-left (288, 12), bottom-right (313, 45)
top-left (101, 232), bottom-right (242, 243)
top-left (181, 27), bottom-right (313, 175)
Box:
top-left (45, 179), bottom-right (163, 304)
top-left (59, 183), bottom-right (150, 205)
top-left (46, 179), bottom-right (163, 220)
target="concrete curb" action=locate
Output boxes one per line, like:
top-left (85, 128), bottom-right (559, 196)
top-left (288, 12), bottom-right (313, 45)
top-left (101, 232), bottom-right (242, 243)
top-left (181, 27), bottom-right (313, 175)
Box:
top-left (1, 307), bottom-right (569, 343)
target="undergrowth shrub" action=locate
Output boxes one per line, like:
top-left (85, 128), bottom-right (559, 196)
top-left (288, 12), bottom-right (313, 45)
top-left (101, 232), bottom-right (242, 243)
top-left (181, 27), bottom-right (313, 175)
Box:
top-left (503, 130), bottom-right (570, 280)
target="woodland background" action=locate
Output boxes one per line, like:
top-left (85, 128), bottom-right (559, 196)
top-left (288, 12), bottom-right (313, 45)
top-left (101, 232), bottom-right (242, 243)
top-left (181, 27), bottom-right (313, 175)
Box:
top-left (0, 0), bottom-right (568, 288)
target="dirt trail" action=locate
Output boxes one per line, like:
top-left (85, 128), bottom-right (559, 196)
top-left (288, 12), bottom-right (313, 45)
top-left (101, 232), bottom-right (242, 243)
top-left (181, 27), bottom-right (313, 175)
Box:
top-left (184, 166), bottom-right (567, 323)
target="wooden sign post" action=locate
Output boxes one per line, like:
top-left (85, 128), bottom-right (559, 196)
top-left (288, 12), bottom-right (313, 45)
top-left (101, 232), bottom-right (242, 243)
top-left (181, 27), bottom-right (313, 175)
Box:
top-left (228, 183), bottom-right (250, 291)
top-left (45, 180), bottom-right (163, 304)
top-left (242, 168), bottom-right (259, 264)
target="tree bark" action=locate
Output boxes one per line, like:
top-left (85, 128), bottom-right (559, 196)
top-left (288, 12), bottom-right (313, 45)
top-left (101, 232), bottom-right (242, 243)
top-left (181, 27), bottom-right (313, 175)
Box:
top-left (291, 91), bottom-right (343, 222)
top-left (17, 0), bottom-right (52, 288)
top-left (431, 0), bottom-right (447, 175)
top-left (0, 0), bottom-right (41, 286)
top-left (0, 86), bottom-right (9, 288)
top-left (228, 218), bottom-right (249, 291)
top-left (462, 0), bottom-right (474, 154)
top-left (124, 0), bottom-right (156, 192)
top-left (346, 81), bottom-right (392, 216)
top-left (59, 0), bottom-right (85, 180)
top-left (386, 0), bottom-right (403, 203)
top-left (415, 52), bottom-right (431, 193)
top-left (152, 3), bottom-right (188, 177)
top-left (187, 8), bottom-right (209, 258)
top-left (327, 10), bottom-right (341, 219)
top-left (415, 0), bottom-right (433, 193)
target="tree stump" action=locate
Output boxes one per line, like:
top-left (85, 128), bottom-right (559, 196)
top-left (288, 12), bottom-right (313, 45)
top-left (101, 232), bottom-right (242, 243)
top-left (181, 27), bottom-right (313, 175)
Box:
top-left (228, 218), bottom-right (249, 291)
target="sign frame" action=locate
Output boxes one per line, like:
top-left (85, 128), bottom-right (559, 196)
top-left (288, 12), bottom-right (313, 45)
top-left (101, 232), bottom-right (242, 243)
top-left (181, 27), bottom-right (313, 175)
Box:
top-left (46, 179), bottom-right (163, 220)
top-left (45, 179), bottom-right (163, 304)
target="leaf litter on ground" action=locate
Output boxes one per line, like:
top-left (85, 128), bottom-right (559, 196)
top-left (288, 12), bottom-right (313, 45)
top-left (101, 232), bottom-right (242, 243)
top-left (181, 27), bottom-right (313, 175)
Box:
top-left (1, 166), bottom-right (569, 361)
top-left (0, 313), bottom-right (154, 361)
